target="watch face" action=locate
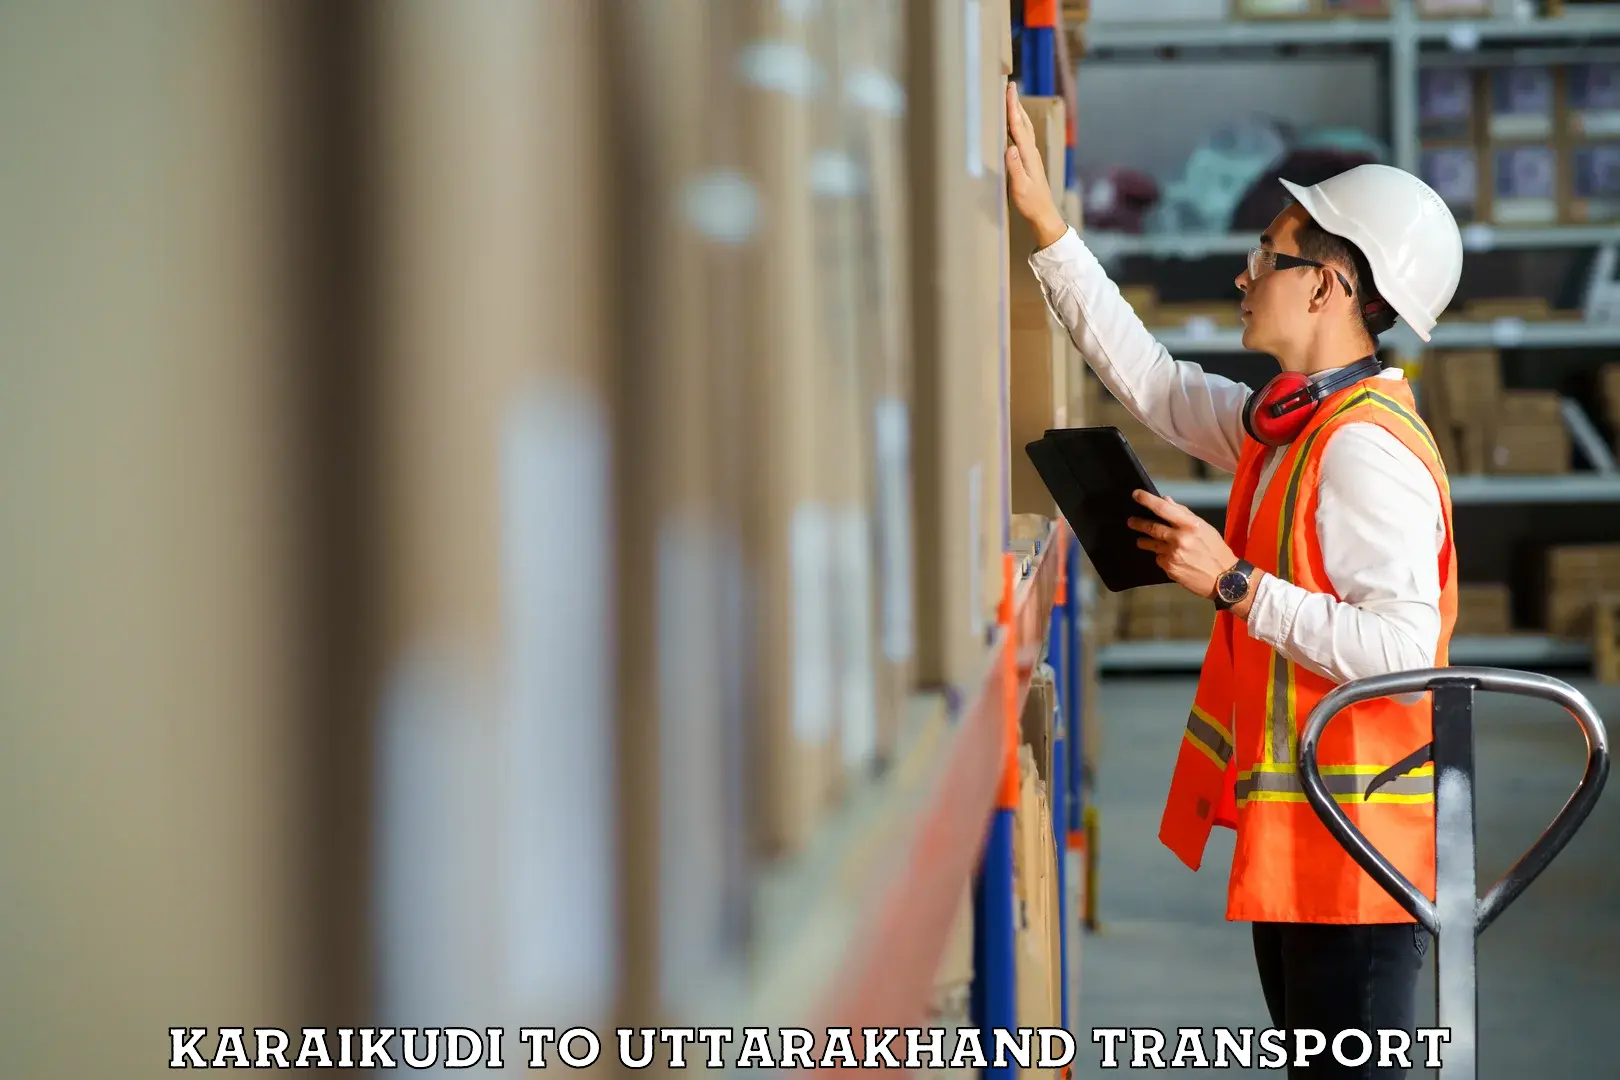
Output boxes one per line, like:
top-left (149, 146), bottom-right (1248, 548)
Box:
top-left (1218, 570), bottom-right (1248, 604)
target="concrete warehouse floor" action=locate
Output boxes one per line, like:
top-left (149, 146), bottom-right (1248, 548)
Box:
top-left (1072, 673), bottom-right (1620, 1079)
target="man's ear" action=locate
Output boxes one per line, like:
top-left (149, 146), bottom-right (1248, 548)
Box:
top-left (1312, 267), bottom-right (1334, 309)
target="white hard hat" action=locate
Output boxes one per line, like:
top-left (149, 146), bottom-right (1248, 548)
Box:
top-left (1279, 164), bottom-right (1463, 342)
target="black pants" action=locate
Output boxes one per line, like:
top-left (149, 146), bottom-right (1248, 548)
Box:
top-left (1252, 922), bottom-right (1429, 1079)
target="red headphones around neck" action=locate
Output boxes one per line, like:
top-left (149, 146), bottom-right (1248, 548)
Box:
top-left (1241, 355), bottom-right (1384, 448)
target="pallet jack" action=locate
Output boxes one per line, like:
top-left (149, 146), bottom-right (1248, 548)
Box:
top-left (1299, 668), bottom-right (1611, 1079)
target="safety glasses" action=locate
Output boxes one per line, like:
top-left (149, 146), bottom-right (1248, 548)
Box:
top-left (1247, 247), bottom-right (1354, 297)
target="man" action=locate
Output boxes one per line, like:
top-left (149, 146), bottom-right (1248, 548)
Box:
top-left (1005, 84), bottom-right (1463, 1079)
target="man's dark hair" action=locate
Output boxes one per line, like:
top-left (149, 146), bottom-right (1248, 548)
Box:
top-left (1293, 215), bottom-right (1395, 340)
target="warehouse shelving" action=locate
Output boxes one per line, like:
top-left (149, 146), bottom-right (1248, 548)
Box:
top-left (1143, 318), bottom-right (1620, 353)
top-left (1087, 223), bottom-right (1620, 261)
top-left (810, 526), bottom-right (1071, 1037)
top-left (1157, 471), bottom-right (1620, 509)
top-left (1084, 5), bottom-right (1620, 54)
top-left (1080, 2), bottom-right (1620, 200)
top-left (681, 523), bottom-right (1078, 1047)
top-left (1098, 633), bottom-right (1591, 673)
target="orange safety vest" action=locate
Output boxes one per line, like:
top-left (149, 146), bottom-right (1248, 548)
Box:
top-left (1159, 378), bottom-right (1458, 924)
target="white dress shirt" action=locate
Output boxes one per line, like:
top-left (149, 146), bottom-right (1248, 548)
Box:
top-left (1029, 227), bottom-right (1447, 688)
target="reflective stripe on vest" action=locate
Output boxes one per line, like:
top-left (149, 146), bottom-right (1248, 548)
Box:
top-left (1182, 704), bottom-right (1234, 770)
top-left (1235, 762), bottom-right (1436, 805)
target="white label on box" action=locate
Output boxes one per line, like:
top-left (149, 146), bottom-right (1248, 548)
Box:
top-left (836, 507), bottom-right (879, 770)
top-left (875, 398), bottom-right (916, 664)
top-left (377, 651), bottom-right (503, 1023)
top-left (845, 68), bottom-right (907, 118)
top-left (1493, 199), bottom-right (1558, 226)
top-left (736, 41), bottom-right (825, 100)
top-left (791, 502), bottom-right (836, 743)
top-left (681, 170), bottom-right (760, 245)
top-left (1575, 113), bottom-right (1620, 138)
top-left (494, 382), bottom-right (616, 1018)
top-left (655, 514), bottom-right (731, 1004)
top-left (810, 149), bottom-right (866, 198)
top-left (1490, 68), bottom-right (1554, 140)
top-left (969, 463), bottom-right (985, 639)
top-left (1490, 114), bottom-right (1553, 141)
top-left (965, 0), bottom-right (982, 180)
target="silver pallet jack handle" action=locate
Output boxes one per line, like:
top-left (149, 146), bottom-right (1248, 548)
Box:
top-left (1298, 668), bottom-right (1610, 1079)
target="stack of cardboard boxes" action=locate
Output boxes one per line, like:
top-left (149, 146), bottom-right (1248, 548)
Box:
top-left (1601, 363), bottom-right (1620, 456)
top-left (1119, 583), bottom-right (1217, 643)
top-left (1233, 0), bottom-right (1390, 18)
top-left (909, 0), bottom-right (1015, 704)
top-left (912, 0), bottom-right (1074, 1040)
top-left (1456, 583), bottom-right (1515, 636)
top-left (1419, 59), bottom-right (1620, 229)
top-left (1420, 350), bottom-right (1570, 475)
top-left (1545, 544), bottom-right (1620, 637)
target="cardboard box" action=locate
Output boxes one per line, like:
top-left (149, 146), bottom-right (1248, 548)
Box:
top-left (807, 0), bottom-right (881, 791)
top-left (1490, 422), bottom-right (1569, 475)
top-left (1548, 543), bottom-right (1620, 589)
top-left (1011, 322), bottom-right (1072, 517)
top-left (978, 0), bottom-right (1014, 636)
top-left (1014, 744), bottom-right (1059, 1079)
top-left (1463, 296), bottom-right (1558, 321)
top-left (1236, 0), bottom-right (1389, 15)
top-left (1432, 349), bottom-right (1503, 423)
top-left (1565, 63), bottom-right (1620, 139)
top-left (1420, 143), bottom-right (1482, 224)
top-left (1119, 284), bottom-right (1159, 323)
top-left (738, 0), bottom-right (835, 854)
top-left (1488, 66), bottom-right (1558, 142)
top-left (1235, 0), bottom-right (1314, 15)
top-left (907, 0), bottom-right (997, 691)
top-left (1023, 669), bottom-right (1057, 789)
top-left (847, 0), bottom-right (916, 765)
top-left (1489, 143), bottom-right (1560, 226)
top-left (1545, 545), bottom-right (1620, 636)
top-left (1498, 389), bottom-right (1564, 426)
top-left (1154, 301), bottom-right (1244, 329)
top-left (1600, 363), bottom-right (1620, 428)
top-left (1417, 0), bottom-right (1490, 13)
top-left (1009, 96), bottom-right (1070, 520)
top-left (1419, 69), bottom-right (1479, 142)
top-left (1564, 142), bottom-right (1620, 225)
top-left (1321, 0), bottom-right (1389, 13)
top-left (1456, 583), bottom-right (1514, 636)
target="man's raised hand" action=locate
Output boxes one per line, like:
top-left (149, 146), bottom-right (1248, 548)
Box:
top-left (1005, 82), bottom-right (1067, 249)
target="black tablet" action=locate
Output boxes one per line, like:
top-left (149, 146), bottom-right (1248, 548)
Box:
top-left (1024, 426), bottom-right (1175, 593)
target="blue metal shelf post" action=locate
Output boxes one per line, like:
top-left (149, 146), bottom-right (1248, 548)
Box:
top-left (976, 556), bottom-right (1021, 1080)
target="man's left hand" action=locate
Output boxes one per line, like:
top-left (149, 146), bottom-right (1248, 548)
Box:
top-left (1127, 489), bottom-right (1239, 602)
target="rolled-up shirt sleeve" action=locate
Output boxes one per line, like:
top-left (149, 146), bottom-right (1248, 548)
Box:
top-left (1245, 422), bottom-right (1446, 689)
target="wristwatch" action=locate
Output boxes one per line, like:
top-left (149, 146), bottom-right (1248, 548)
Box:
top-left (1214, 559), bottom-right (1256, 612)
